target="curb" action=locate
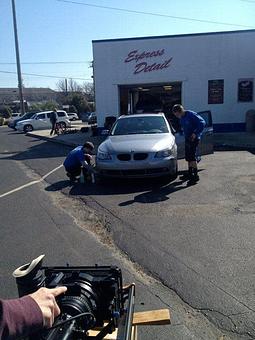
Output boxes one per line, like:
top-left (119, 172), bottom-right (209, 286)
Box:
top-left (214, 143), bottom-right (255, 151)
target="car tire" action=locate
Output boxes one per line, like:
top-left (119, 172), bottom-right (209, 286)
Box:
top-left (59, 121), bottom-right (66, 129)
top-left (172, 162), bottom-right (178, 180)
top-left (162, 163), bottom-right (178, 183)
top-left (23, 124), bottom-right (33, 133)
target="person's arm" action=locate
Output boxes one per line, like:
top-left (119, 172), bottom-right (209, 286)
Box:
top-left (0, 295), bottom-right (43, 339)
top-left (76, 149), bottom-right (88, 168)
top-left (0, 286), bottom-right (67, 339)
top-left (79, 152), bottom-right (92, 169)
top-left (191, 113), bottom-right (206, 140)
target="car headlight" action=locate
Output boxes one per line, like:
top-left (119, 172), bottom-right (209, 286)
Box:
top-left (97, 151), bottom-right (112, 160)
top-left (155, 146), bottom-right (175, 158)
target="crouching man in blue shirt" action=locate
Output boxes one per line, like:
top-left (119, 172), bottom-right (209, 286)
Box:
top-left (172, 104), bottom-right (205, 186)
top-left (63, 141), bottom-right (94, 182)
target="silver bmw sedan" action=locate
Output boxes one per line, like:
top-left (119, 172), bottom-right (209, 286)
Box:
top-left (96, 113), bottom-right (177, 179)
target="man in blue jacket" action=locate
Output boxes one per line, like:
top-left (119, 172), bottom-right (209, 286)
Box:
top-left (172, 104), bottom-right (205, 185)
top-left (63, 141), bottom-right (94, 182)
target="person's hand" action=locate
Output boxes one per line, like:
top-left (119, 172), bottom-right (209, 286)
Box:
top-left (190, 133), bottom-right (196, 141)
top-left (29, 286), bottom-right (67, 328)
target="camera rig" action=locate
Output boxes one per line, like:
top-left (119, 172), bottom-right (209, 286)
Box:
top-left (13, 255), bottom-right (135, 340)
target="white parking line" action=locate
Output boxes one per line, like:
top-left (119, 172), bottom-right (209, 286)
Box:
top-left (0, 164), bottom-right (63, 199)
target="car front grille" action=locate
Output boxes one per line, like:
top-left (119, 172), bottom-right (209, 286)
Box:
top-left (117, 153), bottom-right (148, 161)
top-left (117, 154), bottom-right (131, 161)
top-left (101, 168), bottom-right (169, 177)
top-left (133, 153), bottom-right (148, 160)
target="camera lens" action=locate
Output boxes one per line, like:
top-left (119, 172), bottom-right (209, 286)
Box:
top-left (13, 255), bottom-right (45, 296)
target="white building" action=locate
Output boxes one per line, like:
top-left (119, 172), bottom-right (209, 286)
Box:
top-left (92, 29), bottom-right (255, 132)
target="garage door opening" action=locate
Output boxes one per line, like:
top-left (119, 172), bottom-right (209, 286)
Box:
top-left (119, 82), bottom-right (182, 118)
top-left (246, 110), bottom-right (255, 132)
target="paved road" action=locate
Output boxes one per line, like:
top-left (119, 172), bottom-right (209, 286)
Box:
top-left (57, 139), bottom-right (255, 337)
top-left (0, 127), bottom-right (234, 340)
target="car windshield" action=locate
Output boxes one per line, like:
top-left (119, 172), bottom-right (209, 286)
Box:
top-left (110, 116), bottom-right (169, 136)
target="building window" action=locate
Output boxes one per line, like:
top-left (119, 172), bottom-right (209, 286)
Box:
top-left (238, 79), bottom-right (253, 102)
top-left (208, 79), bottom-right (224, 104)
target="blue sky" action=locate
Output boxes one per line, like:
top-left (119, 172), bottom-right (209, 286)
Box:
top-left (0, 0), bottom-right (254, 89)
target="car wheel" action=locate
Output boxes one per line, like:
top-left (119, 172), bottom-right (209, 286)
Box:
top-left (172, 162), bottom-right (178, 180)
top-left (162, 163), bottom-right (178, 183)
top-left (24, 124), bottom-right (33, 133)
top-left (59, 121), bottom-right (66, 129)
top-left (96, 173), bottom-right (106, 184)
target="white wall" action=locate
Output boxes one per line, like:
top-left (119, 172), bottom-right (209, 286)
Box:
top-left (93, 30), bottom-right (255, 127)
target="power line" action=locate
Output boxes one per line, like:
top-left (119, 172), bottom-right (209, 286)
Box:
top-left (0, 61), bottom-right (91, 65)
top-left (57, 0), bottom-right (255, 29)
top-left (0, 70), bottom-right (91, 81)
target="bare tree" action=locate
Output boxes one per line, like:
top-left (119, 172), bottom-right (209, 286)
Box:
top-left (56, 79), bottom-right (82, 93)
top-left (56, 79), bottom-right (67, 94)
top-left (82, 82), bottom-right (94, 101)
top-left (69, 78), bottom-right (82, 92)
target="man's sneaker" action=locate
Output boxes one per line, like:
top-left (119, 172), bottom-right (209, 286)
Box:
top-left (187, 174), bottom-right (200, 186)
top-left (66, 172), bottom-right (76, 183)
top-left (193, 174), bottom-right (200, 181)
top-left (179, 172), bottom-right (190, 181)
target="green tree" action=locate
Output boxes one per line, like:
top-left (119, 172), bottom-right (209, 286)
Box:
top-left (0, 106), bottom-right (12, 118)
top-left (69, 105), bottom-right (78, 113)
top-left (40, 101), bottom-right (58, 111)
top-left (29, 103), bottom-right (42, 112)
top-left (69, 93), bottom-right (89, 113)
top-left (29, 101), bottom-right (58, 112)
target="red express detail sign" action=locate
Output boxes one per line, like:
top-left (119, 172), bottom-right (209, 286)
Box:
top-left (124, 49), bottom-right (173, 75)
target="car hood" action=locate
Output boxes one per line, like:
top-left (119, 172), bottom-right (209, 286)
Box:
top-left (10, 116), bottom-right (23, 123)
top-left (17, 119), bottom-right (33, 125)
top-left (98, 133), bottom-right (175, 154)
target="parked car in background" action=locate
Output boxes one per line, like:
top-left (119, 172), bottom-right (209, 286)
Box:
top-left (88, 112), bottom-right (97, 124)
top-left (96, 113), bottom-right (178, 179)
top-left (80, 112), bottom-right (89, 122)
top-left (8, 112), bottom-right (37, 129)
top-left (67, 112), bottom-right (79, 121)
top-left (16, 110), bottom-right (71, 133)
top-left (11, 112), bottom-right (22, 118)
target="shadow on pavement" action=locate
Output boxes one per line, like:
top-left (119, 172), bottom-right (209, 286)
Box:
top-left (118, 179), bottom-right (189, 205)
top-left (73, 176), bottom-right (179, 195)
top-left (45, 170), bottom-right (205, 199)
top-left (45, 180), bottom-right (71, 192)
top-left (2, 139), bottom-right (72, 161)
top-left (45, 174), bottom-right (189, 200)
top-left (46, 177), bottom-right (174, 195)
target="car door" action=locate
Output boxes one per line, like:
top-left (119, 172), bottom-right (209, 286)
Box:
top-left (174, 110), bottom-right (213, 159)
top-left (35, 113), bottom-right (49, 129)
top-left (56, 111), bottom-right (67, 123)
top-left (197, 110), bottom-right (214, 156)
top-left (167, 115), bottom-right (185, 159)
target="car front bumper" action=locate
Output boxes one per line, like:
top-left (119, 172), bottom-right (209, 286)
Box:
top-left (96, 157), bottom-right (177, 178)
top-left (16, 125), bottom-right (25, 132)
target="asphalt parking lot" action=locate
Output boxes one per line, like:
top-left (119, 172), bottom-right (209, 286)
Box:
top-left (2, 125), bottom-right (255, 338)
top-left (2, 128), bottom-right (240, 340)
top-left (55, 149), bottom-right (255, 337)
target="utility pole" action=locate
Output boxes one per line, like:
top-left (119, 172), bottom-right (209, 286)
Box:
top-left (11, 0), bottom-right (25, 115)
top-left (65, 78), bottom-right (68, 96)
